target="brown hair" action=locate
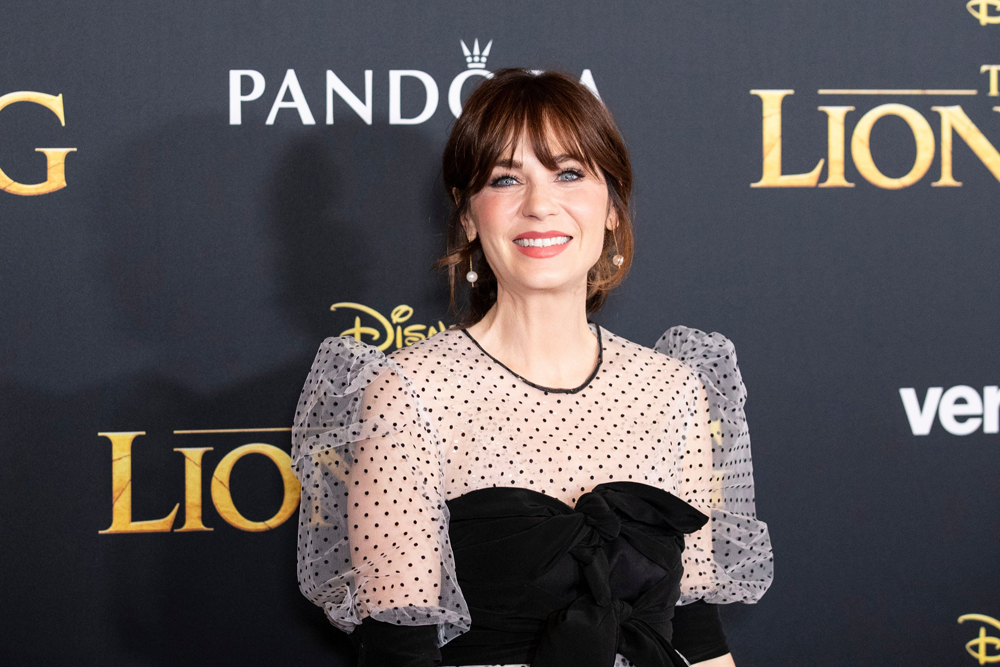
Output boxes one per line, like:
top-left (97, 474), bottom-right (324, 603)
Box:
top-left (436, 67), bottom-right (634, 326)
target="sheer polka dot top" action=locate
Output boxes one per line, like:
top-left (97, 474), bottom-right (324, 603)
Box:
top-left (290, 323), bottom-right (772, 645)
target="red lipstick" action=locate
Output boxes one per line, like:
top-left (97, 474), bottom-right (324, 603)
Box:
top-left (512, 230), bottom-right (572, 259)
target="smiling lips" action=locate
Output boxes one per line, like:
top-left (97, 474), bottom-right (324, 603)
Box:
top-left (512, 230), bottom-right (572, 258)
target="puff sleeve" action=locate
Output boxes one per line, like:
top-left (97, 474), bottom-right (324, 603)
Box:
top-left (290, 336), bottom-right (471, 646)
top-left (655, 326), bottom-right (774, 605)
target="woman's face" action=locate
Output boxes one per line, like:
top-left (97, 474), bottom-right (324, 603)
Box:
top-left (460, 129), bottom-right (615, 299)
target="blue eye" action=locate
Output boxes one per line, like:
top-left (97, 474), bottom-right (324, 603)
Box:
top-left (490, 174), bottom-right (518, 187)
top-left (488, 169), bottom-right (584, 188)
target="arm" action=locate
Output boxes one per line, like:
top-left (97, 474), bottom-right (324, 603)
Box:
top-left (676, 375), bottom-right (716, 600)
top-left (656, 327), bottom-right (774, 666)
top-left (290, 337), bottom-right (470, 663)
top-left (658, 327), bottom-right (772, 667)
top-left (658, 328), bottom-right (772, 606)
top-left (351, 616), bottom-right (441, 667)
top-left (674, 378), bottom-right (733, 664)
top-left (347, 366), bottom-right (448, 624)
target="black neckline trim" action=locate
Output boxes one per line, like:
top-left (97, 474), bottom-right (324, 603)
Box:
top-left (459, 323), bottom-right (603, 394)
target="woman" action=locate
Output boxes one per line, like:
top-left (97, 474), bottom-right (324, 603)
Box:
top-left (291, 68), bottom-right (773, 667)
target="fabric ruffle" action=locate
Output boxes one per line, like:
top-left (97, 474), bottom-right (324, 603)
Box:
top-left (290, 336), bottom-right (472, 645)
top-left (655, 326), bottom-right (774, 604)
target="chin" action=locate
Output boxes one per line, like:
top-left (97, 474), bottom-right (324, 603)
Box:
top-left (509, 272), bottom-right (587, 295)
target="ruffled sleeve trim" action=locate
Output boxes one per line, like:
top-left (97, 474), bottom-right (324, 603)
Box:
top-left (655, 326), bottom-right (774, 604)
top-left (291, 336), bottom-right (472, 645)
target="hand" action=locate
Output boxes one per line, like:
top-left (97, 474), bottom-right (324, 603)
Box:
top-left (691, 653), bottom-right (736, 667)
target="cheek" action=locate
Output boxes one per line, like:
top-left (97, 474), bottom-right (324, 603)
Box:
top-left (565, 191), bottom-right (610, 243)
top-left (472, 195), bottom-right (516, 238)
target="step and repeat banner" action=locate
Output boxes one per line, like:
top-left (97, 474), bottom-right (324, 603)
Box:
top-left (2, 2), bottom-right (998, 665)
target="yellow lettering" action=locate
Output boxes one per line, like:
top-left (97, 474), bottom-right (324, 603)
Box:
top-left (817, 106), bottom-right (855, 187)
top-left (98, 432), bottom-right (179, 534)
top-left (851, 104), bottom-right (935, 189)
top-left (982, 65), bottom-right (1000, 97)
top-left (339, 316), bottom-right (381, 344)
top-left (392, 305), bottom-right (413, 349)
top-left (750, 90), bottom-right (824, 187)
top-left (391, 304), bottom-right (414, 323)
top-left (931, 106), bottom-right (1000, 187)
top-left (959, 615), bottom-right (1000, 664)
top-left (332, 303), bottom-right (449, 349)
top-left (968, 0), bottom-right (1000, 26)
top-left (403, 324), bottom-right (427, 345)
top-left (331, 302), bottom-right (394, 349)
top-left (0, 92), bottom-right (77, 196)
top-left (210, 443), bottom-right (300, 532)
top-left (172, 447), bottom-right (214, 532)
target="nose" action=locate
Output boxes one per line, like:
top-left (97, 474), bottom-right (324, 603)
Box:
top-left (520, 180), bottom-right (559, 220)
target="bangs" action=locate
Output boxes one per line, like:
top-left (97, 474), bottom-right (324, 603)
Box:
top-left (470, 85), bottom-right (605, 191)
top-left (439, 67), bottom-right (634, 323)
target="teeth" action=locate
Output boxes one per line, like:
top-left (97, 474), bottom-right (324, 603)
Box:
top-left (513, 236), bottom-right (571, 247)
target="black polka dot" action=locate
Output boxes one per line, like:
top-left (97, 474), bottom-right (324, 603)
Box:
top-left (289, 324), bottom-right (773, 654)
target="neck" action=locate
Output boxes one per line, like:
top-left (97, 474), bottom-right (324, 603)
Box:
top-left (465, 283), bottom-right (599, 390)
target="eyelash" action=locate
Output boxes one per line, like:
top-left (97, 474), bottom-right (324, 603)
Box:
top-left (489, 168), bottom-right (584, 188)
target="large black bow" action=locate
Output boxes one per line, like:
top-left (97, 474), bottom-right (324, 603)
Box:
top-left (444, 481), bottom-right (707, 667)
top-left (531, 484), bottom-right (705, 667)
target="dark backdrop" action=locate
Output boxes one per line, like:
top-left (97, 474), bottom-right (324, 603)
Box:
top-left (2, 2), bottom-right (999, 665)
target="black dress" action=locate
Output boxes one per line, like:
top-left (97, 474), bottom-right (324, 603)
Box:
top-left (353, 482), bottom-right (728, 666)
top-left (291, 325), bottom-right (773, 666)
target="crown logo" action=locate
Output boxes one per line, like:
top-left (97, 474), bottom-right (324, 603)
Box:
top-left (967, 0), bottom-right (1000, 24)
top-left (460, 38), bottom-right (493, 69)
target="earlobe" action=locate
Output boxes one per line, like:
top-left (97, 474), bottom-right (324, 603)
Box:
top-left (460, 214), bottom-right (477, 243)
top-left (454, 189), bottom-right (477, 242)
top-left (607, 211), bottom-right (619, 231)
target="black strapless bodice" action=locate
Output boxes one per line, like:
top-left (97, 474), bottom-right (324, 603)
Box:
top-left (438, 481), bottom-right (708, 667)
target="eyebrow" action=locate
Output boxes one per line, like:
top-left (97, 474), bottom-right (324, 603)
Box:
top-left (494, 153), bottom-right (576, 169)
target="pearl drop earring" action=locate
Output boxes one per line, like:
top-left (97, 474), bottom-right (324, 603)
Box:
top-left (612, 230), bottom-right (624, 268)
top-left (466, 255), bottom-right (478, 284)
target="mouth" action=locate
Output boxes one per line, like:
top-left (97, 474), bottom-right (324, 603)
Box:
top-left (511, 231), bottom-right (573, 258)
top-left (513, 235), bottom-right (572, 248)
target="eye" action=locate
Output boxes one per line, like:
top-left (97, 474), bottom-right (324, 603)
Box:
top-left (558, 168), bottom-right (584, 182)
top-left (489, 173), bottom-right (518, 188)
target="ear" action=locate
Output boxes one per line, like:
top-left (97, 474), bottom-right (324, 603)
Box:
top-left (453, 187), bottom-right (477, 242)
top-left (459, 209), bottom-right (477, 244)
top-left (606, 206), bottom-right (619, 231)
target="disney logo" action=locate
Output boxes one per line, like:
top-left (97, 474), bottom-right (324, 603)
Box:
top-left (959, 614), bottom-right (1000, 664)
top-left (967, 0), bottom-right (1000, 25)
top-left (331, 302), bottom-right (448, 351)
